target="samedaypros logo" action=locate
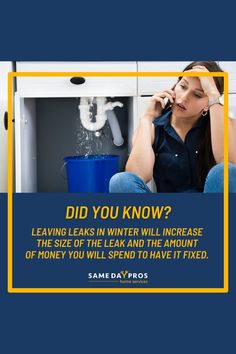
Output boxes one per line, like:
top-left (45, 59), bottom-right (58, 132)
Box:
top-left (88, 270), bottom-right (149, 284)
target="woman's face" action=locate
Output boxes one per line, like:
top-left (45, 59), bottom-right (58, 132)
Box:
top-left (172, 77), bottom-right (209, 119)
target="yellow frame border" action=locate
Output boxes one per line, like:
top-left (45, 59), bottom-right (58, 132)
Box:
top-left (8, 71), bottom-right (228, 293)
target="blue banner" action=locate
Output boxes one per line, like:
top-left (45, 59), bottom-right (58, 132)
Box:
top-left (12, 193), bottom-right (224, 290)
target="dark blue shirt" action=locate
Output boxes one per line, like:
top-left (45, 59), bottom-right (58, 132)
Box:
top-left (153, 109), bottom-right (207, 192)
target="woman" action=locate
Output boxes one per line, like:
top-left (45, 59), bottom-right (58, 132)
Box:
top-left (109, 61), bottom-right (236, 193)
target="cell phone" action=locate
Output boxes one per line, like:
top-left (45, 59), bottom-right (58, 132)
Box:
top-left (163, 97), bottom-right (169, 106)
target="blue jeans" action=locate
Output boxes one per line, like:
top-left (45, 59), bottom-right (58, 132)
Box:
top-left (109, 163), bottom-right (236, 193)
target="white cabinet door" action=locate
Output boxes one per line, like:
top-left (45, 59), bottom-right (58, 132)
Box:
top-left (0, 62), bottom-right (13, 192)
top-left (219, 62), bottom-right (236, 116)
top-left (14, 95), bottom-right (37, 192)
top-left (138, 61), bottom-right (189, 95)
top-left (219, 61), bottom-right (236, 93)
top-left (16, 62), bottom-right (137, 97)
top-left (136, 96), bottom-right (157, 192)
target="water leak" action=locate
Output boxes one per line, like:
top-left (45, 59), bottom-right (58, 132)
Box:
top-left (75, 100), bottom-right (112, 157)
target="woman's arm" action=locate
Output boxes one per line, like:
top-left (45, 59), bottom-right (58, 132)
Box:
top-left (209, 105), bottom-right (236, 164)
top-left (229, 118), bottom-right (236, 164)
top-left (208, 102), bottom-right (224, 163)
top-left (189, 65), bottom-right (225, 163)
top-left (126, 115), bottom-right (155, 182)
top-left (126, 89), bottom-right (175, 182)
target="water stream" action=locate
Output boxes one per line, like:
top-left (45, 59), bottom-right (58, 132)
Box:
top-left (75, 102), bottom-right (111, 156)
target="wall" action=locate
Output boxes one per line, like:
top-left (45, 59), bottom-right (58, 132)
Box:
top-left (36, 97), bottom-right (129, 192)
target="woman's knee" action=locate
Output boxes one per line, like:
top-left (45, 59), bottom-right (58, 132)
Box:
top-left (204, 163), bottom-right (236, 192)
top-left (229, 163), bottom-right (236, 192)
top-left (109, 172), bottom-right (131, 193)
top-left (109, 172), bottom-right (150, 193)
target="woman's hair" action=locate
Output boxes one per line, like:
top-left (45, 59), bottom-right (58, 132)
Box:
top-left (164, 61), bottom-right (224, 190)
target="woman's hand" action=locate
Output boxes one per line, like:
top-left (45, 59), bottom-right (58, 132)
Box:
top-left (187, 65), bottom-right (224, 164)
top-left (185, 65), bottom-right (221, 100)
top-left (144, 87), bottom-right (176, 121)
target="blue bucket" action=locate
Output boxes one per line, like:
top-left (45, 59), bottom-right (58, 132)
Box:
top-left (64, 154), bottom-right (119, 193)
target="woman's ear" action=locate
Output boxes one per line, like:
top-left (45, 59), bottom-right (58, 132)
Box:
top-left (201, 108), bottom-right (208, 117)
